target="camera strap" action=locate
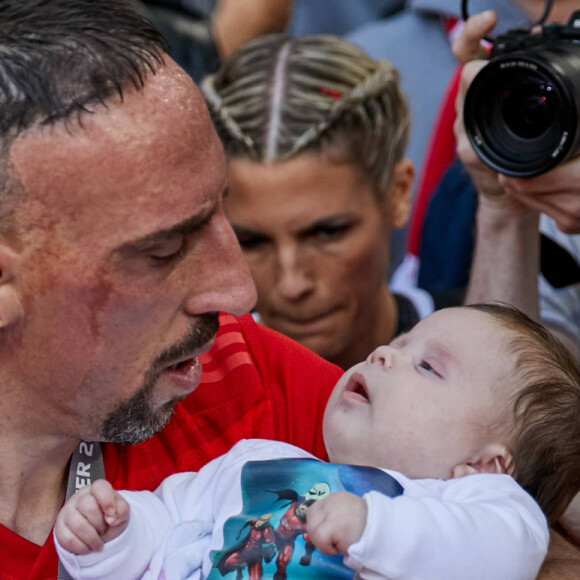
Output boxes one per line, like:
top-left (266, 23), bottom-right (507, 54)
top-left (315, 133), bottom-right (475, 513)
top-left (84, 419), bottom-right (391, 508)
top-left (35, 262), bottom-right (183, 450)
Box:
top-left (57, 441), bottom-right (105, 580)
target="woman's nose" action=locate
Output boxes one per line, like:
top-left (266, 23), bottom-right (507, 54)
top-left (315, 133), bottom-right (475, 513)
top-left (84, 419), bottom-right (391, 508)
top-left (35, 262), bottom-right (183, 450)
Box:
top-left (367, 345), bottom-right (395, 368)
top-left (276, 246), bottom-right (315, 301)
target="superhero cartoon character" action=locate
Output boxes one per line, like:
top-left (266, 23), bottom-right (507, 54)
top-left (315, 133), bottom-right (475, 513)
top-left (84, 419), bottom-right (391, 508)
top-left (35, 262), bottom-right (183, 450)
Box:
top-left (270, 483), bottom-right (330, 580)
top-left (214, 513), bottom-right (276, 580)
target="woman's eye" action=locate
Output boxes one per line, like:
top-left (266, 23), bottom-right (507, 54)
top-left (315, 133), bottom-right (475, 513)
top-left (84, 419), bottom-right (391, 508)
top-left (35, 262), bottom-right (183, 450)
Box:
top-left (236, 234), bottom-right (268, 250)
top-left (313, 224), bottom-right (351, 240)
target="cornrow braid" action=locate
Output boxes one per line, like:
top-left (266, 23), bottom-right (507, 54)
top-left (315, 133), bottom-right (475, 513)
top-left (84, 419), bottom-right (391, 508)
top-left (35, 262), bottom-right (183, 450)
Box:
top-left (201, 74), bottom-right (258, 156)
top-left (202, 33), bottom-right (410, 196)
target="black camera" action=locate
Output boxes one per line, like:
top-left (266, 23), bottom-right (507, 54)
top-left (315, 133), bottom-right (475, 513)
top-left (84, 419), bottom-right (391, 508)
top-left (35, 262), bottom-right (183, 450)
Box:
top-left (464, 10), bottom-right (580, 177)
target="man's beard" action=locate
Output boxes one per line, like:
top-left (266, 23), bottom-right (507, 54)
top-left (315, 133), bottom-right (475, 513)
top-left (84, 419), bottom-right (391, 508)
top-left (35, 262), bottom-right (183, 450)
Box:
top-left (100, 313), bottom-right (219, 444)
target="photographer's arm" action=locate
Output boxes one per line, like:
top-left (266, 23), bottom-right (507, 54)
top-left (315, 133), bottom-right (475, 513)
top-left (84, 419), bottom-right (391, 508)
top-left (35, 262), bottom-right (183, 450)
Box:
top-left (453, 11), bottom-right (537, 313)
top-left (456, 60), bottom-right (542, 321)
top-left (465, 193), bottom-right (541, 315)
top-left (463, 174), bottom-right (580, 359)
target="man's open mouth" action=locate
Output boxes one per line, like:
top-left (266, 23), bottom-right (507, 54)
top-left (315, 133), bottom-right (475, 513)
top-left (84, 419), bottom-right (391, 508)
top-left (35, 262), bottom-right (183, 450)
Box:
top-left (162, 334), bottom-right (216, 374)
top-left (166, 357), bottom-right (196, 371)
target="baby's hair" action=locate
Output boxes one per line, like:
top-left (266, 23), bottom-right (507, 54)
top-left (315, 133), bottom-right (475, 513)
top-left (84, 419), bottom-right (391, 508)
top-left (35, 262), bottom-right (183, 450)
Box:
top-left (466, 303), bottom-right (580, 523)
top-left (201, 33), bottom-right (410, 196)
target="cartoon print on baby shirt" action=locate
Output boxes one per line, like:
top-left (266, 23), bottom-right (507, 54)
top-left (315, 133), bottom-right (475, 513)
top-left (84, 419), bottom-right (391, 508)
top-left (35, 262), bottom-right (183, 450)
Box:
top-left (214, 512), bottom-right (277, 580)
top-left (268, 483), bottom-right (330, 579)
top-left (209, 458), bottom-right (403, 579)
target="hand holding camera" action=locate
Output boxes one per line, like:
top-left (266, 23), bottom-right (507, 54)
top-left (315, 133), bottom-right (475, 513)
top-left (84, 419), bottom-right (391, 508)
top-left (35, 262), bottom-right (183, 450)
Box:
top-left (454, 1), bottom-right (580, 233)
top-left (464, 7), bottom-right (580, 178)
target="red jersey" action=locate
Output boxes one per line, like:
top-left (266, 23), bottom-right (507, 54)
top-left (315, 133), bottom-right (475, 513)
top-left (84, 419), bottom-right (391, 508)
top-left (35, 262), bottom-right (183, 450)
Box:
top-left (0, 313), bottom-right (342, 580)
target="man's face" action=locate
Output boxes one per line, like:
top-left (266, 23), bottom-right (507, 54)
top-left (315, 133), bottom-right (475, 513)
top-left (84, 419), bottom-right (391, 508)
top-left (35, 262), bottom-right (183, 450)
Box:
top-left (6, 59), bottom-right (256, 442)
top-left (323, 308), bottom-right (514, 479)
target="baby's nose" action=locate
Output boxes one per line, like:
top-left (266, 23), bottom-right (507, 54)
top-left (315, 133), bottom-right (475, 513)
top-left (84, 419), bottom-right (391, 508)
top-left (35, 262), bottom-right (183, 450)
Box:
top-left (367, 345), bottom-right (394, 368)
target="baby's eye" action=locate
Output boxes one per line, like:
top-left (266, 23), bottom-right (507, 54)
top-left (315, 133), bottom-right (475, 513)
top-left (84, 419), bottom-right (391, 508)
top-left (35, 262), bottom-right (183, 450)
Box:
top-left (418, 360), bottom-right (442, 378)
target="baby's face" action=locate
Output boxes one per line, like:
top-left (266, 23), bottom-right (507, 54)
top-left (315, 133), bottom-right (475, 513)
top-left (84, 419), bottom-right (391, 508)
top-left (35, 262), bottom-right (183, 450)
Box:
top-left (323, 308), bottom-right (514, 479)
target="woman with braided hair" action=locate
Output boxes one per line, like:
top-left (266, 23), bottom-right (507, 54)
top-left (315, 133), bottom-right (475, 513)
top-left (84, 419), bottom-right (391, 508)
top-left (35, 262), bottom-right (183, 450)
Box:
top-left (202, 34), bottom-right (422, 369)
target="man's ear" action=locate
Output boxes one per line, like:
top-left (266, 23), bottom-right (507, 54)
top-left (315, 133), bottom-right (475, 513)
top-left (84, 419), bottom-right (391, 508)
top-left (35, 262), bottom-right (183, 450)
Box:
top-left (451, 444), bottom-right (515, 479)
top-left (0, 243), bottom-right (23, 330)
top-left (380, 159), bottom-right (414, 229)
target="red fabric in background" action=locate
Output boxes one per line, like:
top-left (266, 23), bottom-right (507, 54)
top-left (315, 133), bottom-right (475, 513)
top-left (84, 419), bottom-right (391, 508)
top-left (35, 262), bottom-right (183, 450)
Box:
top-left (407, 65), bottom-right (462, 257)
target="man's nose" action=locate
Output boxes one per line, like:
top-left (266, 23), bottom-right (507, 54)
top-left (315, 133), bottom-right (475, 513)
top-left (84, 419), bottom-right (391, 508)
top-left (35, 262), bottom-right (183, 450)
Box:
top-left (184, 214), bottom-right (257, 316)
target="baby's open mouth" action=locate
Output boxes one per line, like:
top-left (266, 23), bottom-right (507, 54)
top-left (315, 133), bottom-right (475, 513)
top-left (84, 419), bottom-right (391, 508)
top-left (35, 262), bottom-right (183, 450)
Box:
top-left (345, 372), bottom-right (370, 402)
top-left (353, 383), bottom-right (369, 400)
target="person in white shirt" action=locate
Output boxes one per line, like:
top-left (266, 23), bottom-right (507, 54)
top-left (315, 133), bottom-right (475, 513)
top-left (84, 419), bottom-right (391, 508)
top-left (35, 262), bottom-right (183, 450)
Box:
top-left (54, 303), bottom-right (580, 580)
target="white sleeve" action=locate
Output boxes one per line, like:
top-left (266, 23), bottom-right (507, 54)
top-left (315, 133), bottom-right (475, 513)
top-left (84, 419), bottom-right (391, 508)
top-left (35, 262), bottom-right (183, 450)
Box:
top-left (55, 487), bottom-right (175, 580)
top-left (54, 450), bottom-right (234, 580)
top-left (344, 473), bottom-right (549, 580)
top-left (55, 439), bottom-right (312, 580)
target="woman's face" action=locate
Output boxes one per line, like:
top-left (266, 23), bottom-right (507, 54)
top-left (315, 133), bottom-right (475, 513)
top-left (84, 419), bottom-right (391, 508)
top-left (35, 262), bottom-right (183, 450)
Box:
top-left (225, 153), bottom-right (410, 363)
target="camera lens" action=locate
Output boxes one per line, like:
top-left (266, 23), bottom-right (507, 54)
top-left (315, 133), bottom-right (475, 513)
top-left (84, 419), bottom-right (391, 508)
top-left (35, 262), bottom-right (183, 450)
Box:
top-left (501, 77), bottom-right (554, 139)
top-left (464, 48), bottom-right (580, 177)
top-left (469, 65), bottom-right (563, 169)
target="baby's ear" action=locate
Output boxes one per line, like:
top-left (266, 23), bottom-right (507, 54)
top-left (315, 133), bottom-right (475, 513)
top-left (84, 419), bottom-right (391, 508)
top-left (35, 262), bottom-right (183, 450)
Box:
top-left (451, 444), bottom-right (514, 479)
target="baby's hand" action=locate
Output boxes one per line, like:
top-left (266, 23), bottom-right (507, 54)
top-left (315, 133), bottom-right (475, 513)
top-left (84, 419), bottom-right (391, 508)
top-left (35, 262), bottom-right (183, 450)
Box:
top-left (54, 479), bottom-right (130, 554)
top-left (305, 491), bottom-right (367, 555)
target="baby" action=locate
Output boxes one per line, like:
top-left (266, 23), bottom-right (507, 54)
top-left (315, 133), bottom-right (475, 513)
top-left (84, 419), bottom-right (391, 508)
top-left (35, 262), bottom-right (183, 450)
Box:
top-left (54, 304), bottom-right (580, 580)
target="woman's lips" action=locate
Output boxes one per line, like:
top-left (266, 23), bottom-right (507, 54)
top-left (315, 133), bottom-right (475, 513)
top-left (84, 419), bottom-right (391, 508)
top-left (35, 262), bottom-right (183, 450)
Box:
top-left (271, 307), bottom-right (341, 333)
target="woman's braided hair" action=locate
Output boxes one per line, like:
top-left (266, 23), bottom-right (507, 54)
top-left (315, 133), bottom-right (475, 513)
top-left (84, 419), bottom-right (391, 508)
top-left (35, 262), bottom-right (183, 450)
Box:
top-left (202, 33), bottom-right (410, 195)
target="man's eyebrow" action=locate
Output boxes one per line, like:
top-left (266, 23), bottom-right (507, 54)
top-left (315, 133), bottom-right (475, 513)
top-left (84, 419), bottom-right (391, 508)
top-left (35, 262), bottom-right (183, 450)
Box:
top-left (119, 199), bottom-right (220, 252)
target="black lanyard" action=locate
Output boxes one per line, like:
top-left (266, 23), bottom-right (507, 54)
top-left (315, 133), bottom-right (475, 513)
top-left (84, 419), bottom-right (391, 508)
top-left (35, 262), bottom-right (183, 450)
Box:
top-left (57, 441), bottom-right (105, 580)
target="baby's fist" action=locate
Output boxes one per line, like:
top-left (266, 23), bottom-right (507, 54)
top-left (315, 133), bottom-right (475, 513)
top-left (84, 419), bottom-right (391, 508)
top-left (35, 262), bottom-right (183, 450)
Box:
top-left (306, 491), bottom-right (367, 555)
top-left (55, 479), bottom-right (130, 554)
